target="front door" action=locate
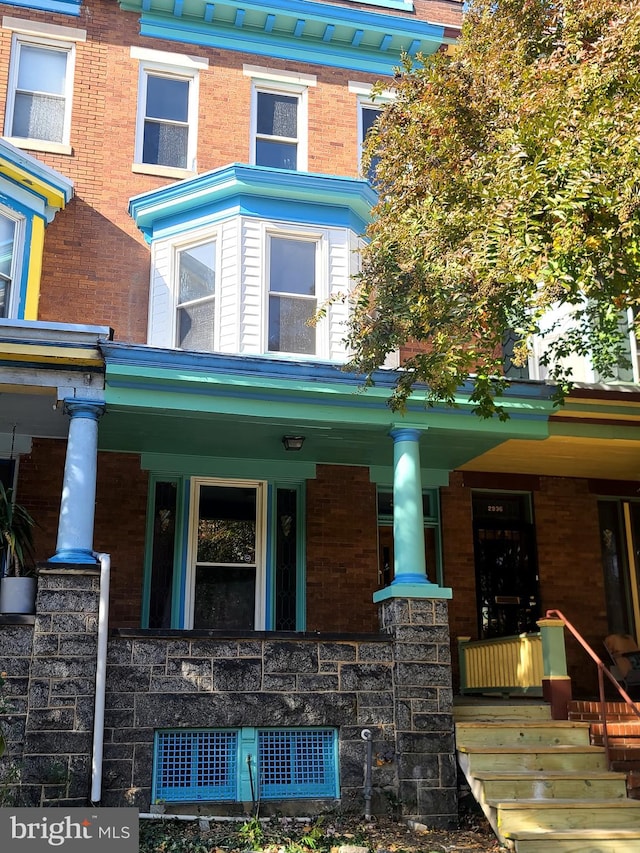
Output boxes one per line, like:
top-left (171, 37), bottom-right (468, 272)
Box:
top-left (472, 492), bottom-right (540, 639)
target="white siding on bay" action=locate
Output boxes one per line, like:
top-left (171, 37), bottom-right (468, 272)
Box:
top-left (146, 213), bottom-right (361, 363)
top-left (240, 217), bottom-right (263, 354)
top-left (327, 229), bottom-right (352, 362)
top-left (217, 219), bottom-right (241, 353)
top-left (148, 238), bottom-right (173, 348)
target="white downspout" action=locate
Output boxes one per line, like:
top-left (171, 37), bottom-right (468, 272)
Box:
top-left (91, 552), bottom-right (110, 804)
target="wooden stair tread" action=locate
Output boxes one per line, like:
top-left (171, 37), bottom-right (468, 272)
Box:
top-left (457, 744), bottom-right (605, 754)
top-left (457, 720), bottom-right (589, 728)
top-left (474, 770), bottom-right (626, 780)
top-left (504, 828), bottom-right (640, 840)
top-left (487, 797), bottom-right (640, 808)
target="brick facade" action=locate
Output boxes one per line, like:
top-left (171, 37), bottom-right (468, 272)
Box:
top-left (306, 465), bottom-right (379, 634)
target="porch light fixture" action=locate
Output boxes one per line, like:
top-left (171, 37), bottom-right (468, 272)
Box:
top-left (282, 435), bottom-right (305, 451)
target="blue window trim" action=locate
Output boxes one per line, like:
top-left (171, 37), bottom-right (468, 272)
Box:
top-left (6, 0), bottom-right (81, 15)
top-left (0, 198), bottom-right (33, 321)
top-left (153, 729), bottom-right (239, 803)
top-left (267, 481), bottom-right (306, 631)
top-left (141, 473), bottom-right (186, 629)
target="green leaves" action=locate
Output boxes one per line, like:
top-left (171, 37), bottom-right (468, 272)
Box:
top-left (0, 482), bottom-right (35, 577)
top-left (349, 0), bottom-right (640, 416)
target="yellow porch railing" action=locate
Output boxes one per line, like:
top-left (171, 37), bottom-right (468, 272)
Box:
top-left (458, 632), bottom-right (543, 695)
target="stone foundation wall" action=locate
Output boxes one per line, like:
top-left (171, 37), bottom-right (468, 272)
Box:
top-left (0, 566), bottom-right (456, 826)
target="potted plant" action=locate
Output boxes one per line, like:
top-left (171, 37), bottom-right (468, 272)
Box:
top-left (0, 482), bottom-right (36, 614)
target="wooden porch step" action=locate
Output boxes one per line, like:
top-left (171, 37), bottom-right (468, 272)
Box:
top-left (456, 720), bottom-right (591, 748)
top-left (490, 798), bottom-right (640, 833)
top-left (473, 769), bottom-right (627, 800)
top-left (458, 745), bottom-right (609, 774)
top-left (453, 701), bottom-right (551, 721)
top-left (503, 828), bottom-right (640, 853)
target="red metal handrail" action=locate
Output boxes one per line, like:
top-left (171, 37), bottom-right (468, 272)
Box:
top-left (546, 609), bottom-right (640, 769)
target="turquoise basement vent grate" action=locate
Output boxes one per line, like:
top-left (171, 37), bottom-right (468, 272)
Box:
top-left (258, 728), bottom-right (338, 799)
top-left (153, 729), bottom-right (238, 802)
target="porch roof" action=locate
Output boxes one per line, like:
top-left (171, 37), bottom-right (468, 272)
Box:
top-left (99, 342), bottom-right (554, 480)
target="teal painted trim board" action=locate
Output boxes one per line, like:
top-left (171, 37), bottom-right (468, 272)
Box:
top-left (118, 0), bottom-right (454, 76)
top-left (136, 17), bottom-right (439, 76)
top-left (373, 583), bottom-right (453, 601)
top-left (139, 453), bottom-right (317, 481)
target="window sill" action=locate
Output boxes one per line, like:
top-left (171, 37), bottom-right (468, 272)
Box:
top-left (132, 162), bottom-right (196, 180)
top-left (4, 136), bottom-right (72, 156)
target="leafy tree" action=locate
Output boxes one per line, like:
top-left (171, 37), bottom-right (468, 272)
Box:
top-left (347, 0), bottom-right (640, 418)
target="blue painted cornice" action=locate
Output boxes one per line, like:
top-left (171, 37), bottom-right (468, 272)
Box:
top-left (128, 163), bottom-right (377, 240)
top-left (118, 0), bottom-right (459, 75)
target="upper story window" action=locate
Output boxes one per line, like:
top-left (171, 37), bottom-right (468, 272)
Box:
top-left (256, 91), bottom-right (300, 170)
top-left (268, 235), bottom-right (317, 355)
top-left (6, 37), bottom-right (74, 149)
top-left (349, 82), bottom-right (395, 184)
top-left (131, 47), bottom-right (207, 177)
top-left (0, 212), bottom-right (18, 318)
top-left (245, 66), bottom-right (315, 172)
top-left (359, 104), bottom-right (382, 183)
top-left (3, 18), bottom-right (86, 156)
top-left (176, 239), bottom-right (216, 350)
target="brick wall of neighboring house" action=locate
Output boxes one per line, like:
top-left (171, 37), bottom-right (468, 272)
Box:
top-left (440, 471), bottom-right (477, 686)
top-left (306, 465), bottom-right (380, 634)
top-left (440, 471), bottom-right (609, 697)
top-left (534, 476), bottom-right (608, 697)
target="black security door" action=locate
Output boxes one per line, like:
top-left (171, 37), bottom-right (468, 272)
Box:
top-left (472, 492), bottom-right (540, 639)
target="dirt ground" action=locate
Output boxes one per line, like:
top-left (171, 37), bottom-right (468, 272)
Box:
top-left (140, 810), bottom-right (507, 853)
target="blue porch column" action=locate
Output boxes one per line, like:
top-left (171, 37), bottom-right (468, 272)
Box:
top-left (374, 427), bottom-right (451, 602)
top-left (50, 399), bottom-right (105, 564)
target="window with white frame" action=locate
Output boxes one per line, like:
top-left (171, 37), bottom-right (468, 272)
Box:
top-left (175, 239), bottom-right (216, 351)
top-left (359, 103), bottom-right (382, 184)
top-left (5, 35), bottom-right (74, 146)
top-left (245, 66), bottom-right (314, 172)
top-left (144, 477), bottom-right (305, 632)
top-left (268, 234), bottom-right (318, 355)
top-left (146, 215), bottom-right (348, 361)
top-left (349, 82), bottom-right (395, 183)
top-left (132, 48), bottom-right (205, 174)
top-left (185, 479), bottom-right (267, 631)
top-left (255, 90), bottom-right (300, 169)
top-left (0, 208), bottom-right (23, 318)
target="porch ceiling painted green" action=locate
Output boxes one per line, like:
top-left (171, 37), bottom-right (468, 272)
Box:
top-left (100, 343), bottom-right (555, 474)
top-left (128, 163), bottom-right (377, 241)
top-left (118, 0), bottom-right (458, 76)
